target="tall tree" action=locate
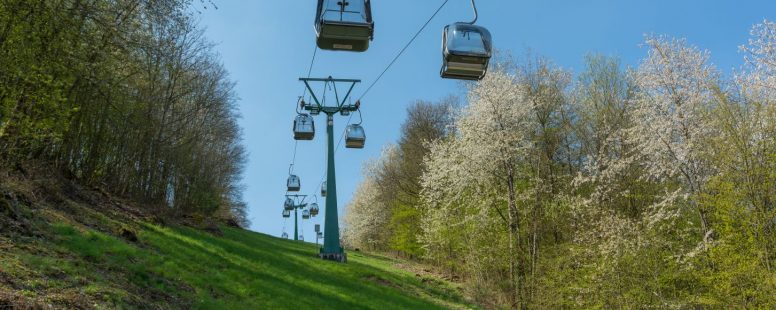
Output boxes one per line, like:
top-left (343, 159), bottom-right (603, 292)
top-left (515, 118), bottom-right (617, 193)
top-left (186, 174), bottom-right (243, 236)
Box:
top-left (0, 0), bottom-right (249, 225)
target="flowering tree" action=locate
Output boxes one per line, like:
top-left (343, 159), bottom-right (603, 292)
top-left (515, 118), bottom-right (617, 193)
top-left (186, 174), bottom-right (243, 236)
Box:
top-left (628, 36), bottom-right (720, 236)
top-left (347, 22), bottom-right (776, 309)
top-left (422, 67), bottom-right (532, 307)
top-left (342, 146), bottom-right (395, 250)
top-left (572, 55), bottom-right (639, 208)
top-left (421, 58), bottom-right (573, 307)
top-left (741, 20), bottom-right (776, 99)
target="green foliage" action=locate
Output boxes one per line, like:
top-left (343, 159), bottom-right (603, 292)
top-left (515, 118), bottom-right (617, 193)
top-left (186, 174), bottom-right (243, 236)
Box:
top-left (0, 0), bottom-right (248, 224)
top-left (388, 203), bottom-right (424, 258)
top-left (692, 179), bottom-right (776, 307)
top-left (347, 26), bottom-right (776, 308)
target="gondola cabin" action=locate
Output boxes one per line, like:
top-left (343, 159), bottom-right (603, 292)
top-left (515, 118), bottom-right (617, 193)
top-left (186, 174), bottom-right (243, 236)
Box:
top-left (310, 203), bottom-right (320, 216)
top-left (282, 209), bottom-right (291, 218)
top-left (345, 124), bottom-right (366, 148)
top-left (315, 0), bottom-right (374, 52)
top-left (441, 23), bottom-right (492, 80)
top-left (284, 198), bottom-right (295, 211)
top-left (287, 174), bottom-right (301, 192)
top-left (282, 232), bottom-right (289, 239)
top-left (321, 181), bottom-right (327, 197)
top-left (302, 209), bottom-right (311, 219)
top-left (293, 114), bottom-right (315, 140)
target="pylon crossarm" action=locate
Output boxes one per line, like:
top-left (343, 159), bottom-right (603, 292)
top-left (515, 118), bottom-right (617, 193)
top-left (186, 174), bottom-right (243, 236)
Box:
top-left (339, 82), bottom-right (357, 107)
top-left (299, 77), bottom-right (360, 83)
top-left (301, 80), bottom-right (322, 108)
top-left (333, 80), bottom-right (341, 108)
top-left (299, 77), bottom-right (361, 109)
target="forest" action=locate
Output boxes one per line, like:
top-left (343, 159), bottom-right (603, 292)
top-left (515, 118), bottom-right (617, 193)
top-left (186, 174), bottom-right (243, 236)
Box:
top-left (0, 0), bottom-right (248, 225)
top-left (2, 0), bottom-right (775, 308)
top-left (343, 21), bottom-right (776, 308)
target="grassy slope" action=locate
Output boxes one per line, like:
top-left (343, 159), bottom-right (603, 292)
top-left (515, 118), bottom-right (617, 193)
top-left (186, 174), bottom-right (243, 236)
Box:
top-left (0, 177), bottom-right (473, 309)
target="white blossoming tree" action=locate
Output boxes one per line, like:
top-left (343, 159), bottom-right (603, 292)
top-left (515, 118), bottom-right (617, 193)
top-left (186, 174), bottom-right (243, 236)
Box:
top-left (421, 58), bottom-right (573, 307)
top-left (628, 36), bottom-right (720, 236)
top-left (342, 146), bottom-right (396, 251)
top-left (422, 66), bottom-right (533, 307)
top-left (741, 20), bottom-right (776, 100)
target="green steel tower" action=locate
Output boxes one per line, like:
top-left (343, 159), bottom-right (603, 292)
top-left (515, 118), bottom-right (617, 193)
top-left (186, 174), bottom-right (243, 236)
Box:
top-left (285, 194), bottom-right (307, 241)
top-left (299, 77), bottom-right (361, 263)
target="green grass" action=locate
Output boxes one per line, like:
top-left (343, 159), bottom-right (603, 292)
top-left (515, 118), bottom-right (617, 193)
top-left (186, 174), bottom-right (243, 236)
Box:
top-left (2, 219), bottom-right (472, 309)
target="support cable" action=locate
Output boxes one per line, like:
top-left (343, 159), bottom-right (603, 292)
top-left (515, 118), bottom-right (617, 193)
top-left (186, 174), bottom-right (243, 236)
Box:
top-left (289, 46), bottom-right (319, 171)
top-left (308, 1), bottom-right (451, 199)
top-left (357, 0), bottom-right (450, 101)
top-left (302, 46), bottom-right (319, 97)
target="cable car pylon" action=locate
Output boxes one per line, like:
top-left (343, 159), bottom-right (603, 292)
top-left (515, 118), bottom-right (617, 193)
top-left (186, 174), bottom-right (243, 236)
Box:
top-left (284, 194), bottom-right (308, 241)
top-left (296, 76), bottom-right (363, 263)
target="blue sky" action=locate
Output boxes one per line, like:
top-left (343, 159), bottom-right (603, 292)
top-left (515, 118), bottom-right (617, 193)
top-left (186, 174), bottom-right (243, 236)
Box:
top-left (197, 0), bottom-right (775, 238)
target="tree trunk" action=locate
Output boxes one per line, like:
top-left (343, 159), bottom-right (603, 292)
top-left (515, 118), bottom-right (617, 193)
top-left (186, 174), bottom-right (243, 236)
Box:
top-left (506, 165), bottom-right (521, 309)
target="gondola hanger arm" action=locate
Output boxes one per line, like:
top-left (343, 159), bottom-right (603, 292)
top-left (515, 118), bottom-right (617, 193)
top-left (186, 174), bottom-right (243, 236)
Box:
top-left (356, 108), bottom-right (363, 125)
top-left (467, 0), bottom-right (478, 25)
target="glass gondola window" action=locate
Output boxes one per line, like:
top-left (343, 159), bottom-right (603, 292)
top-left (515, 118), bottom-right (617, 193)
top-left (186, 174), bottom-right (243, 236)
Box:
top-left (293, 114), bottom-right (315, 140)
top-left (287, 174), bottom-right (301, 192)
top-left (319, 0), bottom-right (368, 23)
top-left (446, 24), bottom-right (491, 55)
top-left (345, 124), bottom-right (366, 149)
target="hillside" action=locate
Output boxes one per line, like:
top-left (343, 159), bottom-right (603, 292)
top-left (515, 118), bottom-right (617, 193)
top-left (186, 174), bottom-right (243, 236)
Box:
top-left (0, 173), bottom-right (474, 309)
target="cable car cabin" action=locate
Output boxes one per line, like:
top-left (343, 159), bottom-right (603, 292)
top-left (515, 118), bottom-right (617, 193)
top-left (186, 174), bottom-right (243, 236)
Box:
top-left (284, 198), bottom-right (295, 211)
top-left (302, 209), bottom-right (311, 220)
top-left (321, 181), bottom-right (327, 197)
top-left (293, 114), bottom-right (315, 140)
top-left (282, 232), bottom-right (289, 239)
top-left (441, 23), bottom-right (492, 81)
top-left (345, 124), bottom-right (366, 149)
top-left (282, 210), bottom-right (291, 218)
top-left (287, 174), bottom-right (301, 192)
top-left (315, 0), bottom-right (374, 52)
top-left (310, 203), bottom-right (319, 216)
